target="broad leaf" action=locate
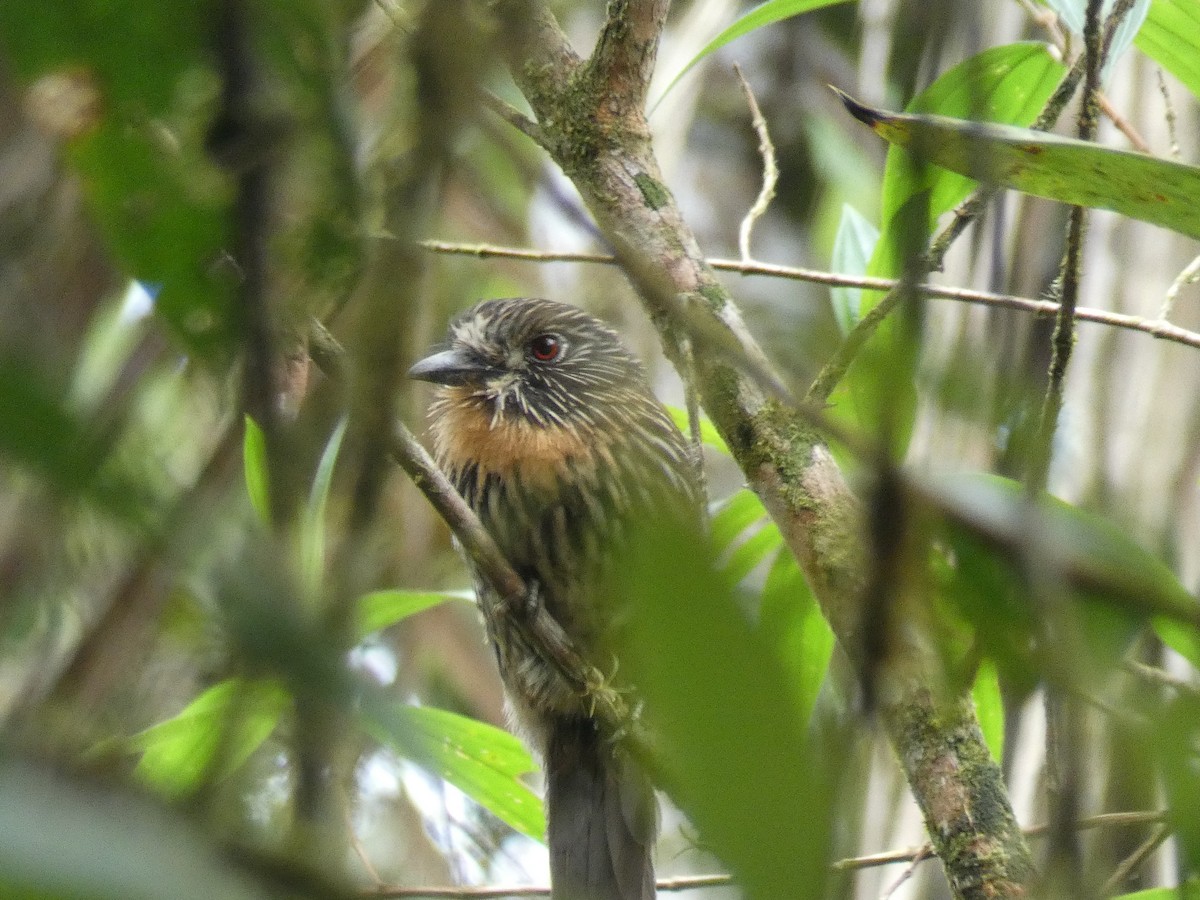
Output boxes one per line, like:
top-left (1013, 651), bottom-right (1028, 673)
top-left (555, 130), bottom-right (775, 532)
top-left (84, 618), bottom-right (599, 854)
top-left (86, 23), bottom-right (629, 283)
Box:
top-left (832, 42), bottom-right (1065, 458)
top-left (356, 589), bottom-right (472, 639)
top-left (932, 472), bottom-right (1199, 686)
top-left (132, 678), bottom-right (289, 798)
top-left (711, 489), bottom-right (769, 552)
top-left (666, 404), bottom-right (730, 455)
top-left (616, 522), bottom-right (836, 900)
top-left (364, 702), bottom-right (545, 841)
top-left (829, 204), bottom-right (879, 334)
top-left (839, 91), bottom-right (1200, 240)
top-left (1137, 0), bottom-right (1200, 100)
top-left (760, 548), bottom-right (833, 729)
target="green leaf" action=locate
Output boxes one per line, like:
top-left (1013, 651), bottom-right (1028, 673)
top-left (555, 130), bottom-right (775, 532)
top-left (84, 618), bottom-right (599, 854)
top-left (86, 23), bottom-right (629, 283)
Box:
top-left (932, 473), bottom-right (1199, 684)
top-left (832, 42), bottom-right (1065, 458)
top-left (666, 404), bottom-right (729, 455)
top-left (0, 355), bottom-right (149, 524)
top-left (616, 523), bottom-right (836, 900)
top-left (1137, 0), bottom-right (1200, 99)
top-left (356, 589), bottom-right (472, 639)
top-left (1158, 697), bottom-right (1200, 878)
top-left (131, 678), bottom-right (289, 798)
top-left (760, 548), bottom-right (833, 728)
top-left (839, 90), bottom-right (1200, 240)
top-left (971, 659), bottom-right (1005, 763)
top-left (878, 42), bottom-right (1067, 238)
top-left (721, 522), bottom-right (782, 585)
top-left (298, 417), bottom-right (347, 598)
top-left (654, 0), bottom-right (852, 106)
top-left (1154, 616), bottom-right (1200, 670)
top-left (829, 204), bottom-right (879, 334)
top-left (1112, 880), bottom-right (1200, 900)
top-left (242, 416), bottom-right (270, 525)
top-left (711, 489), bottom-right (769, 552)
top-left (363, 702), bottom-right (545, 841)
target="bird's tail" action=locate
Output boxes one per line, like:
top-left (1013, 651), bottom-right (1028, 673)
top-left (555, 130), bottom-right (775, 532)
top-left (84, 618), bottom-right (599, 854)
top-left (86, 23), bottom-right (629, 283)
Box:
top-left (545, 717), bottom-right (657, 900)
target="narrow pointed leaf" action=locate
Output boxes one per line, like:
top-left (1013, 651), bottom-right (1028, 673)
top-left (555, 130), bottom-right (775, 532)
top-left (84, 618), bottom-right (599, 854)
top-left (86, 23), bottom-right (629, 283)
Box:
top-left (242, 416), bottom-right (270, 526)
top-left (356, 589), bottom-right (472, 639)
top-left (364, 702), bottom-right (545, 841)
top-left (654, 0), bottom-right (851, 106)
top-left (839, 90), bottom-right (1200, 240)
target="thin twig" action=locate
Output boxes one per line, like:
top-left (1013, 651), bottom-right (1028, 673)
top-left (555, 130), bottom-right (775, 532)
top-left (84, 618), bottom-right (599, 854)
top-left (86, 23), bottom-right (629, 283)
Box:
top-left (732, 64), bottom-right (777, 262)
top-left (1159, 253), bottom-right (1200, 322)
top-left (481, 90), bottom-right (544, 145)
top-left (363, 810), bottom-right (1169, 897)
top-left (1157, 68), bottom-right (1180, 158)
top-left (417, 240), bottom-right (1200, 353)
top-left (1099, 824), bottom-right (1171, 895)
top-left (1124, 659), bottom-right (1200, 695)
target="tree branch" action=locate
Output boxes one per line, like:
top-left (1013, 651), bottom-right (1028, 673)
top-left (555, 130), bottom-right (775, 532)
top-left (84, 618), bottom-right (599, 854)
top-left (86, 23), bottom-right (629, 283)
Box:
top-left (416, 241), bottom-right (1200, 353)
top-left (494, 2), bottom-right (1036, 897)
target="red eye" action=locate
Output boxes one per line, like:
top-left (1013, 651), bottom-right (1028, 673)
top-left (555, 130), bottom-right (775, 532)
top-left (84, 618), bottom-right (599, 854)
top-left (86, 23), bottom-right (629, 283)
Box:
top-left (530, 334), bottom-right (562, 362)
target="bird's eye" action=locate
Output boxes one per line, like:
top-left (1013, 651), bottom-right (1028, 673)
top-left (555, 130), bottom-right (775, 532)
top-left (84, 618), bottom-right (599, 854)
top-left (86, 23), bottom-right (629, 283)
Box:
top-left (529, 334), bottom-right (563, 362)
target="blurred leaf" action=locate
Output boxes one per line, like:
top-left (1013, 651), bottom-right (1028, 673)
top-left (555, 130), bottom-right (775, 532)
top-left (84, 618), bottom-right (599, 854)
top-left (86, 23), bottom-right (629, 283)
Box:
top-left (356, 589), bottom-right (472, 639)
top-left (1046, 0), bottom-right (1151, 79)
top-left (0, 0), bottom-right (237, 361)
top-left (0, 759), bottom-right (275, 900)
top-left (299, 417), bottom-right (347, 598)
top-left (1137, 0), bottom-right (1200, 99)
top-left (1158, 695), bottom-right (1200, 877)
top-left (654, 0), bottom-right (852, 106)
top-left (933, 473), bottom-right (1199, 685)
top-left (839, 91), bottom-right (1200, 240)
top-left (617, 524), bottom-right (835, 900)
top-left (722, 522), bottom-right (782, 585)
top-left (711, 488), bottom-right (769, 552)
top-left (363, 702), bottom-right (546, 841)
top-left (971, 659), bottom-right (1005, 762)
top-left (829, 204), bottom-right (879, 334)
top-left (242, 416), bottom-right (270, 525)
top-left (0, 355), bottom-right (149, 523)
top-left (1154, 615), bottom-right (1200, 670)
top-left (1113, 881), bottom-right (1200, 900)
top-left (760, 548), bottom-right (833, 728)
top-left (666, 404), bottom-right (730, 455)
top-left (131, 678), bottom-right (288, 798)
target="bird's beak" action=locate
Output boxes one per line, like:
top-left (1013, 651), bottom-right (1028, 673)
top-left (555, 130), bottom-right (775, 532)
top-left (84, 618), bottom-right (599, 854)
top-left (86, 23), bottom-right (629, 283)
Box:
top-left (407, 348), bottom-right (494, 386)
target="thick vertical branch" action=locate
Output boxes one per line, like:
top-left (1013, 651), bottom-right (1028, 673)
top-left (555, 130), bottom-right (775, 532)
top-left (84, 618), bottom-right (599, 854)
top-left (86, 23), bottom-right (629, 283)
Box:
top-left (497, 2), bottom-right (1034, 897)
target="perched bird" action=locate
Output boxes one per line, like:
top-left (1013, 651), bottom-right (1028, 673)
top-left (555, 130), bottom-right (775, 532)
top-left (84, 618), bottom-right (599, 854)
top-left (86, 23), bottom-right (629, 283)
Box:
top-left (409, 298), bottom-right (702, 900)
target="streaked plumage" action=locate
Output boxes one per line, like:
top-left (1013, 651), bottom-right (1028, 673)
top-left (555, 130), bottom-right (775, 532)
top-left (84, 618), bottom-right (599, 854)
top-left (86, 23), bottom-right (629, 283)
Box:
top-left (410, 298), bottom-right (701, 900)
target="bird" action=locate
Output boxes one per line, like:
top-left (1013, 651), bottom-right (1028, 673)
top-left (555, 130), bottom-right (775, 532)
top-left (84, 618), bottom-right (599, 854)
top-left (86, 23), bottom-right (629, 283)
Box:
top-left (409, 297), bottom-right (703, 900)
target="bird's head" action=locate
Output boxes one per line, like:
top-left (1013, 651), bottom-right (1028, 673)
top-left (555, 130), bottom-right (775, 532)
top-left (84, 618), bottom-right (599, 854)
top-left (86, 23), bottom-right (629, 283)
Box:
top-left (408, 298), bottom-right (647, 431)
